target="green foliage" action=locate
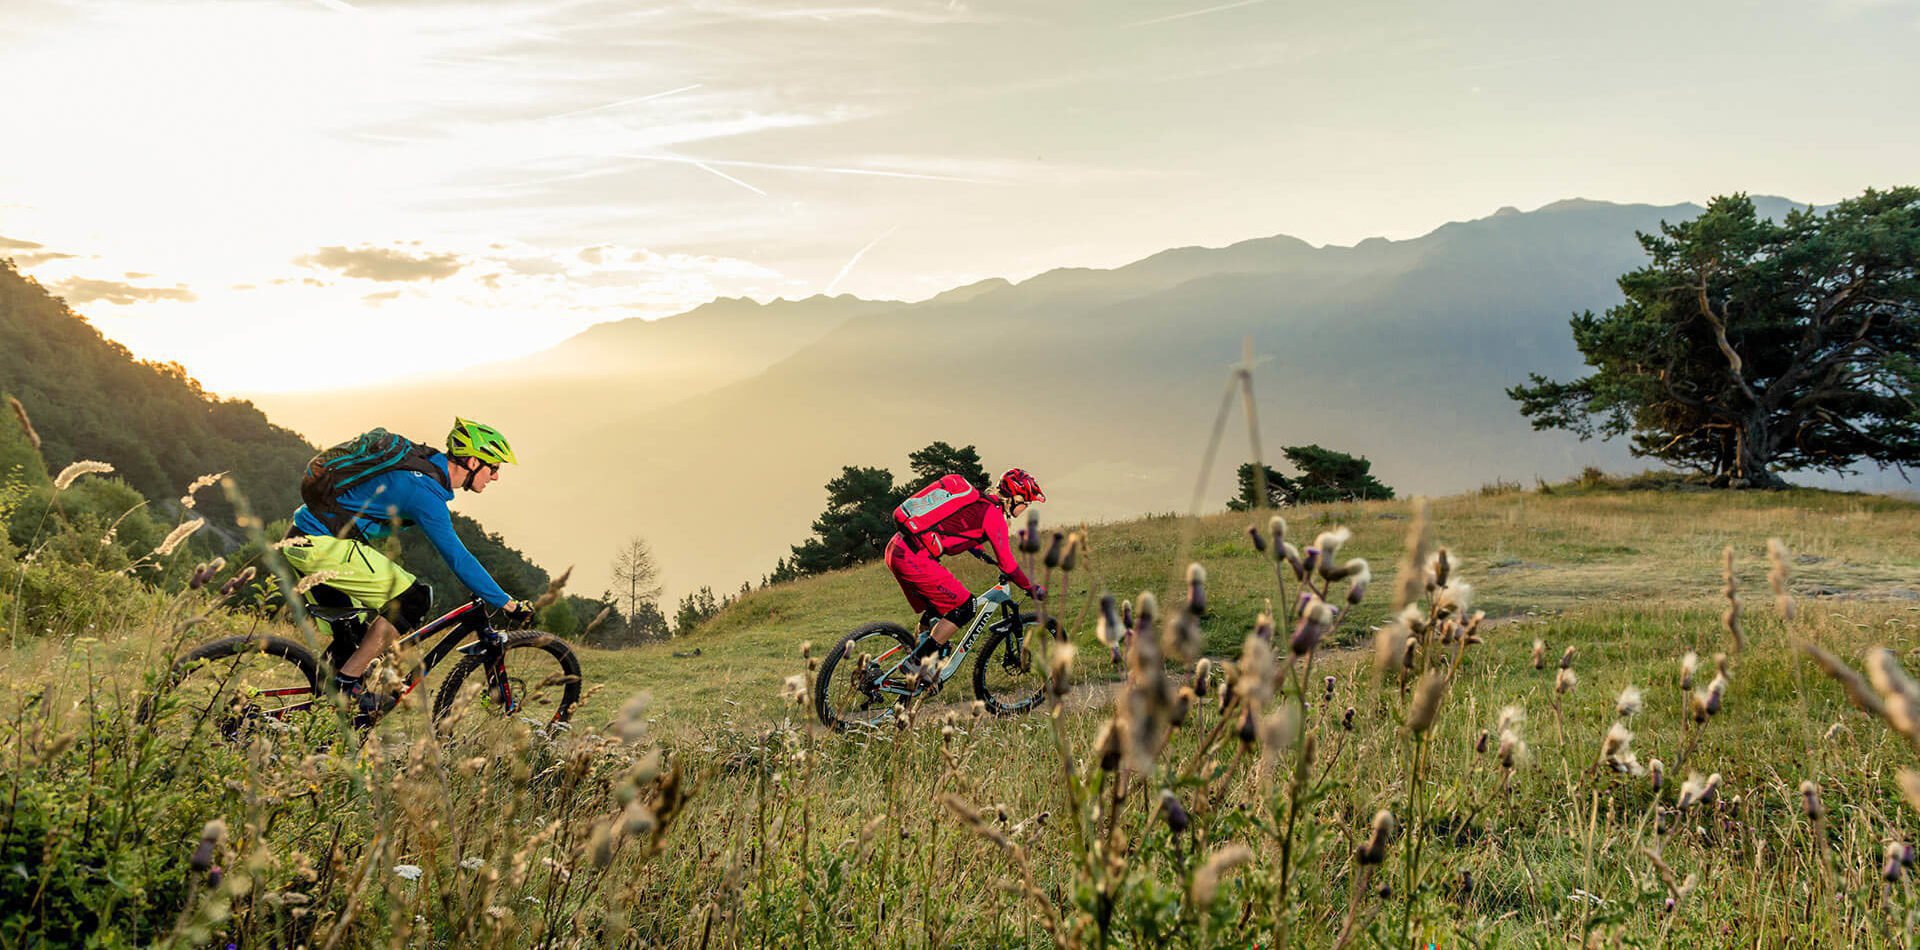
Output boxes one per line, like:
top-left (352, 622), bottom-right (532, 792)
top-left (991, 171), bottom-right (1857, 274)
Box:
top-left (0, 262), bottom-right (313, 524)
top-left (1510, 188), bottom-right (1920, 487)
top-left (774, 441), bottom-right (996, 582)
top-left (673, 585), bottom-right (720, 635)
top-left (906, 441), bottom-right (990, 491)
top-left (1225, 447), bottom-right (1394, 510)
top-left (782, 465), bottom-right (900, 578)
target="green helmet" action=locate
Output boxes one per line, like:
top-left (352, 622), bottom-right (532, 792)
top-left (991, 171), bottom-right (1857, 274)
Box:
top-left (447, 417), bottom-right (517, 465)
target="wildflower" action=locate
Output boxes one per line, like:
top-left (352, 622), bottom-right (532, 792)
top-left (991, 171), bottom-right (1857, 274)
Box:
top-left (1344, 559), bottom-right (1371, 604)
top-left (178, 472), bottom-right (226, 510)
top-left (1475, 729), bottom-right (1489, 754)
top-left (1281, 542), bottom-right (1305, 580)
top-left (1435, 582), bottom-right (1473, 618)
top-left (1680, 651), bottom-right (1699, 690)
top-left (1497, 729), bottom-right (1526, 769)
top-left (1269, 515), bottom-right (1286, 551)
top-left (1556, 667), bottom-right (1578, 695)
top-left (1043, 532), bottom-right (1066, 569)
top-left (1236, 707), bottom-right (1258, 746)
top-left (1047, 643), bottom-right (1075, 698)
top-left (1314, 528), bottom-right (1352, 578)
top-left (1428, 547), bottom-right (1451, 589)
top-left (1896, 770), bottom-right (1920, 815)
top-left (1133, 591), bottom-right (1159, 633)
top-left (460, 856), bottom-right (487, 871)
top-left (154, 519), bottom-right (205, 557)
top-left (1600, 722), bottom-right (1643, 775)
top-left (1159, 790), bottom-right (1191, 834)
top-left (1342, 706), bottom-right (1356, 731)
top-left (219, 566), bottom-right (257, 598)
top-left (393, 864), bottom-right (423, 881)
top-left (1560, 645), bottom-right (1576, 670)
top-left (1236, 635), bottom-right (1275, 709)
top-left (1165, 612), bottom-right (1204, 666)
top-left (1496, 705), bottom-right (1525, 735)
top-left (1093, 720), bottom-right (1123, 772)
top-left (1648, 758), bottom-right (1665, 792)
top-left (1191, 843), bottom-right (1253, 907)
top-left (1260, 702), bottom-right (1301, 752)
top-left (191, 819), bottom-right (225, 874)
top-left (1252, 610), bottom-right (1274, 642)
top-left (1170, 686), bottom-right (1195, 726)
top-left (1061, 532), bottom-right (1081, 571)
top-left (1800, 780), bottom-right (1825, 821)
top-left (1247, 523), bottom-right (1268, 553)
top-left (1531, 640), bottom-right (1545, 669)
top-left (1766, 538), bottom-right (1795, 620)
top-left (1357, 810), bottom-right (1396, 865)
top-left (9, 395), bottom-right (40, 450)
top-left (1406, 670), bottom-right (1448, 736)
top-left (1021, 509), bottom-right (1041, 552)
top-left (1615, 685), bottom-right (1644, 718)
top-left (291, 571), bottom-right (341, 596)
top-left (779, 675), bottom-right (808, 705)
top-left (1290, 595), bottom-right (1334, 657)
top-left (53, 460), bottom-right (114, 491)
top-left (1886, 842), bottom-right (1908, 882)
top-left (970, 700), bottom-right (987, 719)
top-left (189, 558), bottom-right (225, 590)
top-left (1323, 674), bottom-right (1336, 702)
top-left (1374, 614), bottom-right (1412, 674)
top-left (1676, 772), bottom-right (1722, 810)
top-left (1175, 560), bottom-right (1205, 614)
top-left (1192, 658), bottom-right (1213, 697)
top-left (1301, 546), bottom-right (1321, 577)
top-left (1097, 593), bottom-right (1122, 648)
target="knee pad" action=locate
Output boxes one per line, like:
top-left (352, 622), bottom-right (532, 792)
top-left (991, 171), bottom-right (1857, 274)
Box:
top-left (385, 581), bottom-right (433, 635)
top-left (941, 599), bottom-right (978, 627)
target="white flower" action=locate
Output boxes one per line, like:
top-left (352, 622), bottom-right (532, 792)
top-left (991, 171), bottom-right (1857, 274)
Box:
top-left (460, 856), bottom-right (487, 871)
top-left (393, 864), bottom-right (423, 881)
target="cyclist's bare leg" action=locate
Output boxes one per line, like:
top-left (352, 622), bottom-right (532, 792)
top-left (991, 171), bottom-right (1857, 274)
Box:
top-left (928, 619), bottom-right (959, 644)
top-left (339, 615), bottom-right (398, 677)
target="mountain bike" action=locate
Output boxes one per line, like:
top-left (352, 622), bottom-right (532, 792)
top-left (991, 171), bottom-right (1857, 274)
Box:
top-left (140, 593), bottom-right (582, 739)
top-left (814, 576), bottom-right (1056, 732)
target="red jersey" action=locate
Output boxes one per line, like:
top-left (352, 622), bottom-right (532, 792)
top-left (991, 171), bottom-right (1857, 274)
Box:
top-left (901, 493), bottom-right (1033, 592)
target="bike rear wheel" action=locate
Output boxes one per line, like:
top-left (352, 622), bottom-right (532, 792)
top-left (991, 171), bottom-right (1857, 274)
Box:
top-left (140, 635), bottom-right (326, 739)
top-left (815, 621), bottom-right (917, 732)
top-left (973, 612), bottom-right (1054, 716)
top-left (432, 631), bottom-right (583, 732)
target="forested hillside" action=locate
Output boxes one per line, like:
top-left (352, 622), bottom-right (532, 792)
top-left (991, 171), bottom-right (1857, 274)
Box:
top-left (0, 259), bottom-right (551, 604)
top-left (0, 260), bottom-right (310, 522)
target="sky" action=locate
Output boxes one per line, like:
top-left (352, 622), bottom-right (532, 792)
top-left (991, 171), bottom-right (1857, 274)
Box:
top-left (2, 0), bottom-right (1917, 392)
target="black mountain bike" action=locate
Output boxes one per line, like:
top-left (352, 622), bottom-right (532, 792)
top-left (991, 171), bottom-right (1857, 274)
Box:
top-left (814, 577), bottom-right (1055, 732)
top-left (142, 595), bottom-right (582, 738)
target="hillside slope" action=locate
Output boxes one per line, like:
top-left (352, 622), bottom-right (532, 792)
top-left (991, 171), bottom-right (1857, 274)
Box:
top-left (577, 486), bottom-right (1920, 730)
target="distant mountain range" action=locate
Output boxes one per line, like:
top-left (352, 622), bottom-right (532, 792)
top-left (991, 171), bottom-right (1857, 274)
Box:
top-left (252, 196), bottom-right (1904, 601)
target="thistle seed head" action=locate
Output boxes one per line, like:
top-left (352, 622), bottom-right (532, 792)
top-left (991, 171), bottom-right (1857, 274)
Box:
top-left (1247, 523), bottom-right (1268, 553)
top-left (1345, 559), bottom-right (1371, 605)
top-left (1159, 790), bottom-right (1190, 835)
top-left (1680, 651), bottom-right (1699, 690)
top-left (1093, 720), bottom-right (1123, 772)
top-left (1559, 645), bottom-right (1576, 670)
top-left (1236, 635), bottom-right (1276, 709)
top-left (1269, 515), bottom-right (1287, 550)
top-left (1191, 843), bottom-right (1253, 907)
top-left (1185, 562), bottom-right (1207, 615)
top-left (191, 819), bottom-right (226, 874)
top-left (1358, 810), bottom-right (1396, 865)
top-left (1281, 542), bottom-right (1305, 581)
top-left (1097, 593), bottom-right (1122, 648)
top-left (1061, 532), bottom-right (1081, 572)
top-left (1615, 685), bottom-right (1644, 718)
top-left (1342, 706), bottom-right (1356, 731)
top-left (1648, 758), bottom-right (1665, 792)
top-left (1800, 780), bottom-right (1825, 821)
top-left (1555, 667), bottom-right (1578, 695)
top-left (1043, 532), bottom-right (1065, 569)
top-left (1290, 595), bottom-right (1334, 657)
top-left (1313, 528), bottom-right (1352, 576)
top-left (1531, 640), bottom-right (1545, 670)
top-left (1406, 670), bottom-right (1449, 736)
top-left (1193, 658), bottom-right (1214, 698)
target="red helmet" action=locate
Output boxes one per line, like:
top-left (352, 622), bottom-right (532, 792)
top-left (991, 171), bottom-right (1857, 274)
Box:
top-left (998, 468), bottom-right (1045, 505)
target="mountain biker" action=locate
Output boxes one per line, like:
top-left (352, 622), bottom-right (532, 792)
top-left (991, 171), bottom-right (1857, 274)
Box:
top-left (282, 418), bottom-right (533, 720)
top-left (886, 468), bottom-right (1047, 682)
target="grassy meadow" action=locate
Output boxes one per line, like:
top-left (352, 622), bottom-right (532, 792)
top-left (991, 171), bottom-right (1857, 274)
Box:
top-left (7, 480), bottom-right (1920, 947)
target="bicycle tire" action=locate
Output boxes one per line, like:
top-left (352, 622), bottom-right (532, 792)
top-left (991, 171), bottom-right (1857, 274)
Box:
top-left (815, 621), bottom-right (917, 732)
top-left (139, 635), bottom-right (325, 727)
top-left (431, 631), bottom-right (583, 727)
top-left (972, 612), bottom-right (1050, 716)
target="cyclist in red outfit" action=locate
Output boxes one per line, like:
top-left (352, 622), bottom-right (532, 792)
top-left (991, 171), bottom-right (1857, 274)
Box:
top-left (887, 468), bottom-right (1047, 680)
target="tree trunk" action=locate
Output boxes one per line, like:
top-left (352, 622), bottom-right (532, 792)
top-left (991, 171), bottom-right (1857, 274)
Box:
top-left (1731, 418), bottom-right (1788, 489)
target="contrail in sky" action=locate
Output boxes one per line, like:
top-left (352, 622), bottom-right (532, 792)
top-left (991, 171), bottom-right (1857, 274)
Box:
top-left (1127, 0), bottom-right (1267, 27)
top-left (825, 227), bottom-right (898, 295)
top-left (307, 0), bottom-right (362, 12)
top-left (687, 159), bottom-right (768, 196)
top-left (614, 153), bottom-right (1001, 185)
top-left (545, 84), bottom-right (704, 120)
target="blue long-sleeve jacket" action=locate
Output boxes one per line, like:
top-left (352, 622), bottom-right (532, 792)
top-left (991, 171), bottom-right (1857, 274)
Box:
top-left (291, 453), bottom-right (512, 607)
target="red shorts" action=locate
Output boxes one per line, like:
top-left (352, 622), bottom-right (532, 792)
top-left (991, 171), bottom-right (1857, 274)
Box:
top-left (884, 534), bottom-right (971, 615)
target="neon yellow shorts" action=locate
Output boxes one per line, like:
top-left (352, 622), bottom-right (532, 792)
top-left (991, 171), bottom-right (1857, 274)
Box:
top-left (282, 535), bottom-right (418, 611)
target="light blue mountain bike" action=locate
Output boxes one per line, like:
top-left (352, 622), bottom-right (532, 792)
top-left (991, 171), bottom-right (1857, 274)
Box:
top-left (814, 577), bottom-right (1052, 731)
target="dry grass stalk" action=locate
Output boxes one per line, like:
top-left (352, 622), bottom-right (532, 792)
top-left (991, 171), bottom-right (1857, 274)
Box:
top-left (8, 395), bottom-right (40, 450)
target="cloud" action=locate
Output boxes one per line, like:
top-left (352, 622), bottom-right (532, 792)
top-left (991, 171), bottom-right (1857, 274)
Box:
top-left (13, 251), bottom-right (77, 267)
top-left (53, 277), bottom-right (197, 305)
top-left (363, 289), bottom-right (402, 305)
top-left (0, 235), bottom-right (45, 250)
top-left (296, 244), bottom-right (463, 281)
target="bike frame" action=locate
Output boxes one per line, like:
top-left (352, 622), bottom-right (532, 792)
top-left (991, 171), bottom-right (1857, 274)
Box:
top-left (257, 597), bottom-right (513, 717)
top-left (867, 582), bottom-right (1021, 699)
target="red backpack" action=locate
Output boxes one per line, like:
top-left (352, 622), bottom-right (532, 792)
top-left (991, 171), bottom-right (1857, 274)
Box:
top-left (894, 474), bottom-right (986, 557)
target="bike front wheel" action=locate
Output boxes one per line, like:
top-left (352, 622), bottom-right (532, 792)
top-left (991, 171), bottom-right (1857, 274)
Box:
top-left (973, 612), bottom-right (1055, 716)
top-left (815, 621), bottom-right (917, 732)
top-left (432, 632), bottom-right (583, 732)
